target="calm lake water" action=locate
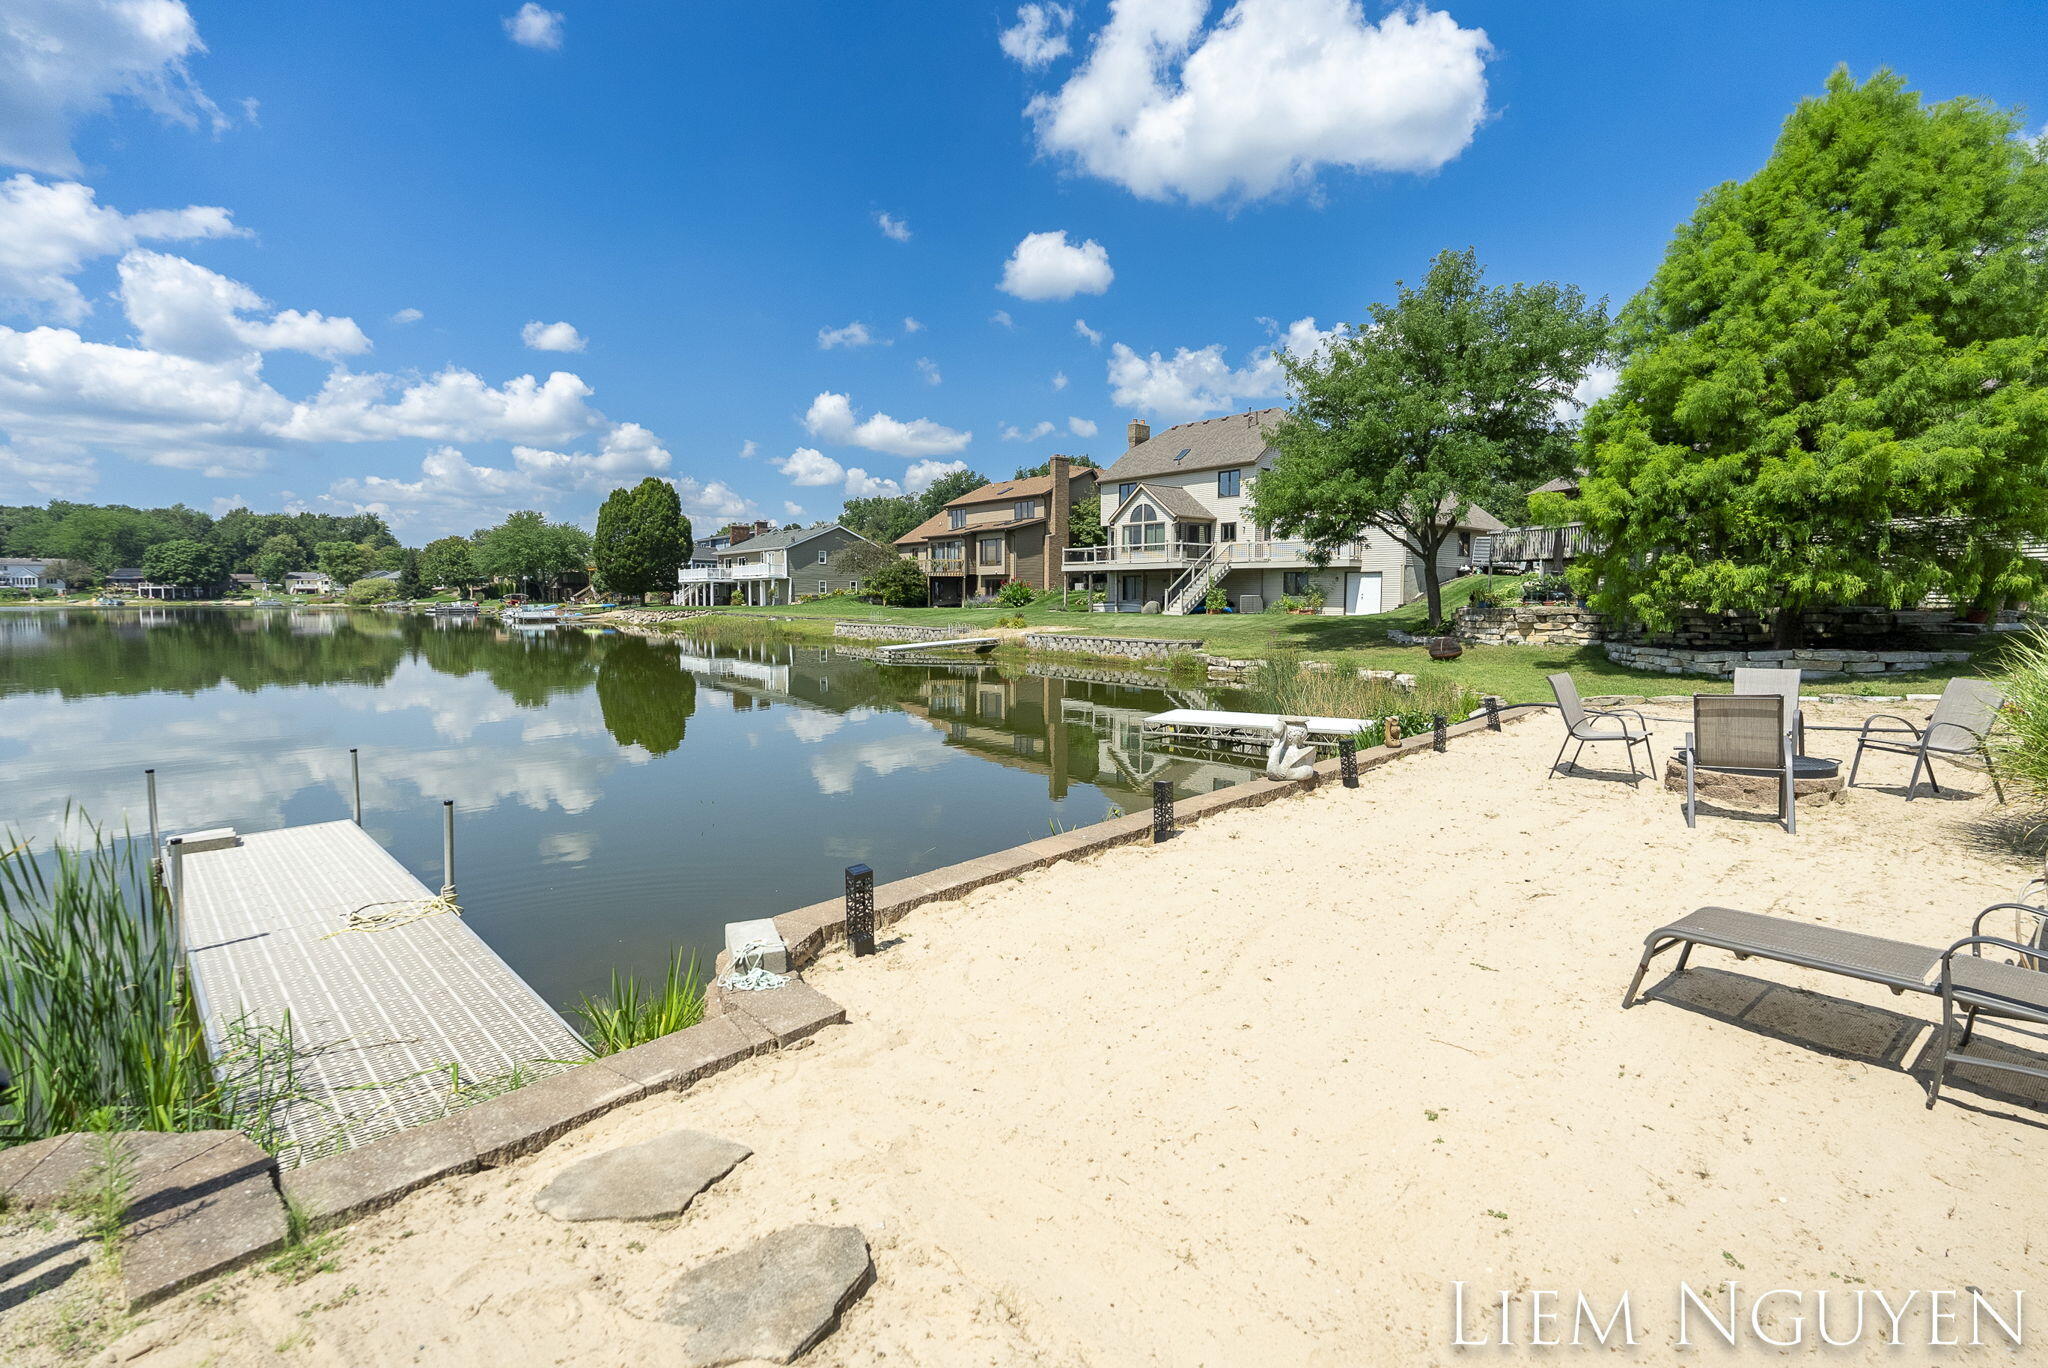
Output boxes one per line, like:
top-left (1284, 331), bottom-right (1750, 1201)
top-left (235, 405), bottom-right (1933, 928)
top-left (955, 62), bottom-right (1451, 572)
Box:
top-left (0, 606), bottom-right (1258, 1009)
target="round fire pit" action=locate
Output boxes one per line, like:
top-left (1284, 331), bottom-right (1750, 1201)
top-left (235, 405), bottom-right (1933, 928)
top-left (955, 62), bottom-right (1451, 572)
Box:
top-left (1662, 754), bottom-right (1846, 809)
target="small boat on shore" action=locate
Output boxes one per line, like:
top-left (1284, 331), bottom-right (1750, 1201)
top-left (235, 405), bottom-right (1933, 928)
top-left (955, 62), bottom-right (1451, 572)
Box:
top-left (432, 601), bottom-right (480, 614)
top-left (502, 604), bottom-right (564, 624)
top-left (93, 595), bottom-right (126, 606)
top-left (251, 598), bottom-right (289, 607)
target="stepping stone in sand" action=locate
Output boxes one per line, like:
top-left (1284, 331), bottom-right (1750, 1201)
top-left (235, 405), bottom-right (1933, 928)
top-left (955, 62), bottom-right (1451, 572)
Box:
top-left (533, 1129), bottom-right (752, 1222)
top-left (659, 1224), bottom-right (873, 1367)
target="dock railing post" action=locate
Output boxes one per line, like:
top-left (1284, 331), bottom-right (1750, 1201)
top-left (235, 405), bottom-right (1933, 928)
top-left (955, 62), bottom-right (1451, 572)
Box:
top-left (145, 768), bottom-right (161, 869)
top-left (1152, 780), bottom-right (1174, 843)
top-left (350, 749), bottom-right (362, 825)
top-left (845, 864), bottom-right (876, 957)
top-left (441, 800), bottom-right (456, 899)
top-left (1337, 736), bottom-right (1359, 788)
top-left (165, 835), bottom-right (188, 983)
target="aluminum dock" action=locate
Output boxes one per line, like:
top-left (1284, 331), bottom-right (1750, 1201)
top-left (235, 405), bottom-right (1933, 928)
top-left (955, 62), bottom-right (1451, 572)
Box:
top-left (176, 819), bottom-right (589, 1160)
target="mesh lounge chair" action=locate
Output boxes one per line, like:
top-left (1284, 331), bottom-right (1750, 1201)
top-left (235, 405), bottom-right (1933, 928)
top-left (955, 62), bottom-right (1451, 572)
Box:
top-left (1847, 677), bottom-right (2006, 802)
top-left (1733, 666), bottom-right (1805, 753)
top-left (1546, 672), bottom-right (1653, 779)
top-left (1623, 902), bottom-right (2048, 1109)
top-left (1677, 693), bottom-right (1797, 833)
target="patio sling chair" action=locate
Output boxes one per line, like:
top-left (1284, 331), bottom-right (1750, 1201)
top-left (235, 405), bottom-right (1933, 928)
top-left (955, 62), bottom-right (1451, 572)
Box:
top-left (1733, 666), bottom-right (1805, 753)
top-left (1622, 901), bottom-right (2048, 1110)
top-left (1677, 694), bottom-right (1797, 833)
top-left (1545, 672), bottom-right (1654, 780)
top-left (1846, 677), bottom-right (2006, 802)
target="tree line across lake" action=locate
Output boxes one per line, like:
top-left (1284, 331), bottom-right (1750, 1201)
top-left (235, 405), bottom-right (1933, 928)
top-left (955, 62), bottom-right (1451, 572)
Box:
top-left (0, 476), bottom-right (697, 601)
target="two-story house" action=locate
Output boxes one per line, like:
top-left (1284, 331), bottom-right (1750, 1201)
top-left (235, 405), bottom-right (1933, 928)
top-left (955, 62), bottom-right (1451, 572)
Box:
top-left (286, 570), bottom-right (336, 595)
top-left (1067, 410), bottom-right (1504, 615)
top-left (0, 558), bottom-right (69, 592)
top-left (680, 523), bottom-right (891, 607)
top-left (895, 457), bottom-right (1099, 605)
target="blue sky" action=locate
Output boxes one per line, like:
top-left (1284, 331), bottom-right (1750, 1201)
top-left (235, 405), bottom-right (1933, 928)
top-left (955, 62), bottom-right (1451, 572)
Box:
top-left (2, 1), bottom-right (2043, 540)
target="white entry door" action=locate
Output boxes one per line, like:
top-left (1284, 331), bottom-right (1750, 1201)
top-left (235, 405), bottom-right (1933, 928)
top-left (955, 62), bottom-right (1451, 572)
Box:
top-left (1345, 571), bottom-right (1383, 615)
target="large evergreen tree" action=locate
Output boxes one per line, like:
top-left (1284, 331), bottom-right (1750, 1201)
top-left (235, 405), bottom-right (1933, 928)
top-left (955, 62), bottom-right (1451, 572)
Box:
top-left (592, 478), bottom-right (692, 601)
top-left (1253, 248), bottom-right (1608, 626)
top-left (1576, 69), bottom-right (2048, 644)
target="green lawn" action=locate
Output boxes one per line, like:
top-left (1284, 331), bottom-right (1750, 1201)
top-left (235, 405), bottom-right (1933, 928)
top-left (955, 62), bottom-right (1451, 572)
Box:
top-left (665, 576), bottom-right (2016, 705)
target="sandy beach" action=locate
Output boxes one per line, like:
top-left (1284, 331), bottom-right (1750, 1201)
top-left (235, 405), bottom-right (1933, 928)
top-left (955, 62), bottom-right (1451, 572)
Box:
top-left (17, 698), bottom-right (2047, 1366)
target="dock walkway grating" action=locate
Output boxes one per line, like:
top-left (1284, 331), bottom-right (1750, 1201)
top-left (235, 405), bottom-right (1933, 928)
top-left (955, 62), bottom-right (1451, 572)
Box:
top-left (180, 820), bottom-right (589, 1162)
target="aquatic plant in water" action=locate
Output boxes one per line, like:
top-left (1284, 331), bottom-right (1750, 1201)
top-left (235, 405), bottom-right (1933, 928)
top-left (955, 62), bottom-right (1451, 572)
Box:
top-left (573, 948), bottom-right (706, 1054)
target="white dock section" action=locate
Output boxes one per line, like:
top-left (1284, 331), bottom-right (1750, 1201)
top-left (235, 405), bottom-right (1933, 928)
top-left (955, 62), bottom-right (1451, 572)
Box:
top-left (1143, 708), bottom-right (1375, 741)
top-left (179, 820), bottom-right (589, 1159)
top-left (877, 636), bottom-right (998, 654)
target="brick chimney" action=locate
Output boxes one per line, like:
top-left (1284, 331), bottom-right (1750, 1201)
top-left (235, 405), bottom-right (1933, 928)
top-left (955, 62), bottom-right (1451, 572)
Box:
top-left (1126, 418), bottom-right (1150, 449)
top-left (1043, 454), bottom-right (1072, 590)
top-left (725, 522), bottom-right (753, 546)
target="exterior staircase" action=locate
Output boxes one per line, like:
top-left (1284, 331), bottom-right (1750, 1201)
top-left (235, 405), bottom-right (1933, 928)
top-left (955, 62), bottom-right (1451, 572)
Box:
top-left (1162, 543), bottom-right (1234, 615)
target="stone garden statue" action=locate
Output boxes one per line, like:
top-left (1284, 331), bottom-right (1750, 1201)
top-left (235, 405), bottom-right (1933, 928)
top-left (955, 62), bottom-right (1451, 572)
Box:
top-left (1266, 719), bottom-right (1317, 781)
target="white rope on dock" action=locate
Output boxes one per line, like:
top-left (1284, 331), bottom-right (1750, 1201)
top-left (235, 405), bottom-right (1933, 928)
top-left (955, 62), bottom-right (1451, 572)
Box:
top-left (326, 884), bottom-right (462, 936)
top-left (721, 937), bottom-right (789, 992)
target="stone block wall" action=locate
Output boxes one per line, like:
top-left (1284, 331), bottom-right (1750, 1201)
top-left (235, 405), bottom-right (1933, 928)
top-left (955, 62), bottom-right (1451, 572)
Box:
top-left (1022, 632), bottom-right (1203, 661)
top-left (1602, 642), bottom-right (1972, 678)
top-left (832, 621), bottom-right (964, 642)
top-left (1454, 603), bottom-right (1604, 646)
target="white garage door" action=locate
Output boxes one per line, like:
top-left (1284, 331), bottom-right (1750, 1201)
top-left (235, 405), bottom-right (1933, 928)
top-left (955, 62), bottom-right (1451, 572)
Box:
top-left (1345, 571), bottom-right (1383, 615)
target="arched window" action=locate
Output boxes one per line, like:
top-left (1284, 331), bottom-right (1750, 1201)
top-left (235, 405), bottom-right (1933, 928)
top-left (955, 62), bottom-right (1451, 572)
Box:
top-left (1121, 502), bottom-right (1165, 550)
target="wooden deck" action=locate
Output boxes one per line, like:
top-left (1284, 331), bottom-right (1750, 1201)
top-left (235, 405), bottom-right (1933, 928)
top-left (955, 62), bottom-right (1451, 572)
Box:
top-left (177, 820), bottom-right (589, 1161)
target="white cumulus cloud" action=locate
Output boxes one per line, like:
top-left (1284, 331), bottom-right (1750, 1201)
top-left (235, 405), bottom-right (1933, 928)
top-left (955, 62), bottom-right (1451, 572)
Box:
top-left (841, 467), bottom-right (901, 498)
top-left (0, 175), bottom-right (241, 322)
top-left (389, 307), bottom-right (423, 325)
top-left (1001, 420), bottom-right (1055, 442)
top-left (1051, 370), bottom-right (1068, 390)
top-left (521, 319), bottom-right (586, 352)
top-left (802, 391), bottom-right (971, 458)
top-left (1067, 416), bottom-right (1097, 437)
top-left (904, 458), bottom-right (969, 494)
top-left (915, 356), bottom-right (941, 386)
top-left (990, 310), bottom-right (1014, 329)
top-left (118, 249), bottom-right (369, 362)
top-left (902, 316), bottom-right (923, 334)
top-left (0, 438), bottom-right (94, 497)
top-left (999, 4), bottom-right (1075, 68)
top-left (1022, 0), bottom-right (1492, 204)
top-left (0, 0), bottom-right (226, 176)
top-left (817, 320), bottom-right (878, 350)
top-left (875, 211), bottom-right (911, 242)
top-left (777, 446), bottom-right (845, 487)
top-left (504, 3), bottom-right (564, 50)
top-left (1074, 317), bottom-right (1102, 346)
top-left (999, 230), bottom-right (1113, 301)
top-left (1107, 315), bottom-right (1338, 421)
top-left (509, 421), bottom-right (672, 490)
top-left (674, 476), bottom-right (755, 520)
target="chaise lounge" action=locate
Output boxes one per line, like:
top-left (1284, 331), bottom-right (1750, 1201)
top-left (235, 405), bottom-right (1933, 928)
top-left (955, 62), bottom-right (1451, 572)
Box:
top-left (1623, 902), bottom-right (2048, 1108)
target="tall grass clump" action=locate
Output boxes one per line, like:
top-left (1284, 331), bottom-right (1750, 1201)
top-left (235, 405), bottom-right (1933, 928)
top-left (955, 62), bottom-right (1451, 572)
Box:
top-left (1993, 629), bottom-right (2048, 808)
top-left (572, 948), bottom-right (705, 1054)
top-left (1239, 653), bottom-right (1480, 738)
top-left (0, 818), bottom-right (213, 1145)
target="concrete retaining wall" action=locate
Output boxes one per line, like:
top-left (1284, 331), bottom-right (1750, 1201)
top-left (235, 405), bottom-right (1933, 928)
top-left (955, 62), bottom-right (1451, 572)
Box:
top-left (1022, 632), bottom-right (1203, 661)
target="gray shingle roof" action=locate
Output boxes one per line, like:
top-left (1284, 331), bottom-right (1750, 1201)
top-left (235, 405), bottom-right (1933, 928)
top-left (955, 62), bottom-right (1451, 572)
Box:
top-left (1101, 408), bottom-right (1284, 481)
top-left (712, 524), bottom-right (833, 557)
top-left (1114, 482), bottom-right (1213, 522)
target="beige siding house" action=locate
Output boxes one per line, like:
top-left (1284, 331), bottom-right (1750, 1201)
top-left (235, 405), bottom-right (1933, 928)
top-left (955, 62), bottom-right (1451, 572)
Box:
top-left (1068, 410), bottom-right (1503, 615)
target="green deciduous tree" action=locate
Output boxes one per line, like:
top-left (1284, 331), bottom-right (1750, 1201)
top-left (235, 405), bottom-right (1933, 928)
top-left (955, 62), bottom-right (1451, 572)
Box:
top-left (1576, 69), bottom-right (2048, 644)
top-left (861, 555), bottom-right (929, 606)
top-left (1252, 248), bottom-right (1608, 626)
top-left (316, 540), bottom-right (371, 586)
top-left (593, 478), bottom-right (692, 601)
top-left (344, 576), bottom-right (401, 605)
top-left (140, 538), bottom-right (222, 588)
top-left (419, 536), bottom-right (478, 595)
top-left (254, 534), bottom-right (302, 587)
top-left (839, 469), bottom-right (993, 546)
top-left (472, 510), bottom-right (591, 597)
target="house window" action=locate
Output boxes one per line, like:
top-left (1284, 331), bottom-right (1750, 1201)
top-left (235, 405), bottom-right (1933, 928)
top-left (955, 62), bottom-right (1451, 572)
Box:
top-left (1120, 503), bottom-right (1166, 551)
top-left (815, 582), bottom-right (828, 594)
top-left (1457, 531), bottom-right (1472, 556)
top-left (1120, 574), bottom-right (1144, 602)
top-left (1219, 522), bottom-right (1237, 542)
top-left (1217, 468), bottom-right (1242, 498)
top-left (1013, 499), bottom-right (1034, 521)
top-left (1284, 571), bottom-right (1312, 596)
top-left (1119, 482), bottom-right (1137, 503)
top-left (978, 536), bottom-right (1004, 566)
top-left (948, 509), bottom-right (966, 530)
top-left (818, 549), bottom-right (829, 563)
